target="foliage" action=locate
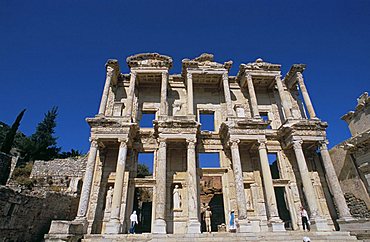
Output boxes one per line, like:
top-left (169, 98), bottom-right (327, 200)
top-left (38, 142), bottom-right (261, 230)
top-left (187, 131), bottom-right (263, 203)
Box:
top-left (58, 149), bottom-right (83, 158)
top-left (12, 163), bottom-right (35, 188)
top-left (137, 163), bottom-right (151, 178)
top-left (19, 107), bottom-right (61, 161)
top-left (0, 122), bottom-right (28, 152)
top-left (1, 109), bottom-right (26, 154)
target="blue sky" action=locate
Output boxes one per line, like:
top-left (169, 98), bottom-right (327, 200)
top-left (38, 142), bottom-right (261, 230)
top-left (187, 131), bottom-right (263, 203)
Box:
top-left (1, 1), bottom-right (369, 153)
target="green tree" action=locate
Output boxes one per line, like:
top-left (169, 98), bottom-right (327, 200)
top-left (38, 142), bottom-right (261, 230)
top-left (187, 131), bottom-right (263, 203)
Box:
top-left (20, 107), bottom-right (60, 161)
top-left (58, 148), bottom-right (83, 158)
top-left (137, 163), bottom-right (151, 178)
top-left (1, 109), bottom-right (26, 154)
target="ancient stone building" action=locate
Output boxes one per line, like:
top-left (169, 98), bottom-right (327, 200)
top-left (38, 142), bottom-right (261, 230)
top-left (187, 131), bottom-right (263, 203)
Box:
top-left (46, 53), bottom-right (356, 241)
top-left (329, 92), bottom-right (370, 238)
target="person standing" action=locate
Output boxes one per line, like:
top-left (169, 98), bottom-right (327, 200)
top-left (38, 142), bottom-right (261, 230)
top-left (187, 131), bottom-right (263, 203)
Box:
top-left (229, 210), bottom-right (236, 231)
top-left (129, 211), bottom-right (138, 234)
top-left (300, 206), bottom-right (310, 232)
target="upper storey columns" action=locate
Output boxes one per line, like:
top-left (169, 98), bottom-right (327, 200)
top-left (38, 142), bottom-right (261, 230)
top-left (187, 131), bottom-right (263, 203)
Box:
top-left (245, 74), bottom-right (260, 119)
top-left (124, 71), bottom-right (137, 119)
top-left (99, 60), bottom-right (120, 116)
top-left (275, 75), bottom-right (293, 120)
top-left (160, 71), bottom-right (169, 116)
top-left (296, 72), bottom-right (317, 119)
top-left (186, 72), bottom-right (194, 115)
top-left (222, 72), bottom-right (234, 117)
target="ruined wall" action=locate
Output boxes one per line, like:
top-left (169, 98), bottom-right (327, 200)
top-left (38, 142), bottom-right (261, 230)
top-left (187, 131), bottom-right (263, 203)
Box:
top-left (0, 186), bottom-right (79, 242)
top-left (30, 156), bottom-right (87, 193)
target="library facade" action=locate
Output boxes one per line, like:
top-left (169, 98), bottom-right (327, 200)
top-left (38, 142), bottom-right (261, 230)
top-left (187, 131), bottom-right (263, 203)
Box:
top-left (46, 53), bottom-right (354, 240)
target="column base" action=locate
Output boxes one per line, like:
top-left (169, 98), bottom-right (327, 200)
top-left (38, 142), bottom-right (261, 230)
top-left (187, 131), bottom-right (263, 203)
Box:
top-left (311, 217), bottom-right (331, 231)
top-left (104, 219), bottom-right (121, 234)
top-left (187, 219), bottom-right (201, 233)
top-left (153, 219), bottom-right (166, 234)
top-left (238, 219), bottom-right (254, 232)
top-left (270, 218), bottom-right (286, 232)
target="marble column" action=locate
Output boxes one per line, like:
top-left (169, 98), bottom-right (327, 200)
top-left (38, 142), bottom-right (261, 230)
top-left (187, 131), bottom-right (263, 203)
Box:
top-left (187, 72), bottom-right (194, 115)
top-left (160, 71), bottom-right (168, 116)
top-left (124, 72), bottom-right (137, 118)
top-left (222, 72), bottom-right (234, 117)
top-left (186, 138), bottom-right (201, 233)
top-left (257, 140), bottom-right (285, 231)
top-left (319, 141), bottom-right (352, 220)
top-left (292, 140), bottom-right (319, 218)
top-left (76, 139), bottom-right (99, 219)
top-left (230, 139), bottom-right (248, 220)
top-left (153, 139), bottom-right (167, 234)
top-left (246, 74), bottom-right (260, 118)
top-left (105, 139), bottom-right (128, 234)
top-left (98, 66), bottom-right (114, 115)
top-left (275, 75), bottom-right (292, 119)
top-left (296, 72), bottom-right (317, 119)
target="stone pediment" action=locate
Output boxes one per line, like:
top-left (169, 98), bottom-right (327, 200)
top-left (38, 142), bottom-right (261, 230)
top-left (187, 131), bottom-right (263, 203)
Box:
top-left (342, 92), bottom-right (370, 122)
top-left (239, 58), bottom-right (281, 72)
top-left (126, 53), bottom-right (173, 69)
top-left (182, 53), bottom-right (232, 72)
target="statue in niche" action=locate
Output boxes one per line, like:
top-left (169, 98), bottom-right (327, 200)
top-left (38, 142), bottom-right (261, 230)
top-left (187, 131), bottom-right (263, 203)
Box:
top-left (105, 186), bottom-right (113, 211)
top-left (173, 185), bottom-right (181, 209)
top-left (172, 101), bottom-right (182, 116)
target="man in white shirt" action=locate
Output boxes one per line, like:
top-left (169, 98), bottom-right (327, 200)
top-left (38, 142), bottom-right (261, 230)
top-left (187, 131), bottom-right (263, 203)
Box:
top-left (129, 211), bottom-right (138, 234)
top-left (300, 206), bottom-right (310, 231)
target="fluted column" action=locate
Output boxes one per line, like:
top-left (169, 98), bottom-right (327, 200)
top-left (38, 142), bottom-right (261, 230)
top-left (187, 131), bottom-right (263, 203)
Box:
top-left (246, 74), bottom-right (260, 118)
top-left (124, 72), bottom-right (137, 118)
top-left (257, 140), bottom-right (281, 220)
top-left (319, 141), bottom-right (352, 219)
top-left (76, 139), bottom-right (99, 218)
top-left (292, 140), bottom-right (319, 218)
top-left (222, 72), bottom-right (234, 117)
top-left (296, 72), bottom-right (317, 119)
top-left (275, 75), bottom-right (292, 119)
top-left (186, 138), bottom-right (201, 233)
top-left (230, 139), bottom-right (248, 220)
top-left (153, 139), bottom-right (167, 234)
top-left (98, 66), bottom-right (114, 115)
top-left (187, 72), bottom-right (194, 115)
top-left (160, 71), bottom-right (168, 116)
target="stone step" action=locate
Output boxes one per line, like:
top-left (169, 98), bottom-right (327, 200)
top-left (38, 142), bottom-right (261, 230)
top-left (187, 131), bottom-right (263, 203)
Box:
top-left (82, 231), bottom-right (360, 242)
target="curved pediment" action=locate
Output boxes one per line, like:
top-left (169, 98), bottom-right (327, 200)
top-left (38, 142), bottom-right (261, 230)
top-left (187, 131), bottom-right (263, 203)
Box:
top-left (182, 53), bottom-right (232, 72)
top-left (126, 53), bottom-right (173, 69)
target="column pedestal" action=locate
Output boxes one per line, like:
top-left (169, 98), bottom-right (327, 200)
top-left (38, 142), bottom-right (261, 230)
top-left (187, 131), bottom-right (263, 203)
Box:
top-left (153, 219), bottom-right (167, 234)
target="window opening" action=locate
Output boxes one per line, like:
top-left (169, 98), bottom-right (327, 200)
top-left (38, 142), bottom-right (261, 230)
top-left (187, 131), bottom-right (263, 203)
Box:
top-left (260, 112), bottom-right (271, 129)
top-left (268, 153), bottom-right (280, 179)
top-left (199, 152), bottom-right (220, 168)
top-left (137, 152), bottom-right (154, 177)
top-left (140, 112), bottom-right (156, 128)
top-left (200, 111), bottom-right (215, 131)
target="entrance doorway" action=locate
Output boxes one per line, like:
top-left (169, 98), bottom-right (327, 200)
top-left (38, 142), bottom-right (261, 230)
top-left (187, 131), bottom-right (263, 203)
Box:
top-left (200, 175), bottom-right (225, 232)
top-left (274, 187), bottom-right (292, 229)
top-left (133, 187), bottom-right (153, 233)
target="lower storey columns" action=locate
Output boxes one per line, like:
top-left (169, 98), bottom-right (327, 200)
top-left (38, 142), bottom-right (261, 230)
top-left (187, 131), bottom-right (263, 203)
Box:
top-left (257, 140), bottom-right (285, 231)
top-left (230, 139), bottom-right (252, 232)
top-left (292, 140), bottom-right (330, 231)
top-left (153, 139), bottom-right (167, 234)
top-left (319, 141), bottom-right (353, 220)
top-left (105, 139), bottom-right (129, 234)
top-left (186, 138), bottom-right (201, 233)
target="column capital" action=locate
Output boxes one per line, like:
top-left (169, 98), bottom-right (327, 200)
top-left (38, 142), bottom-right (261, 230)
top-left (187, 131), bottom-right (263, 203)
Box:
top-left (186, 71), bottom-right (192, 80)
top-left (296, 71), bottom-right (303, 80)
top-left (130, 71), bottom-right (137, 78)
top-left (161, 70), bottom-right (168, 76)
top-left (89, 138), bottom-right (99, 148)
top-left (118, 138), bottom-right (128, 148)
top-left (319, 140), bottom-right (329, 151)
top-left (245, 73), bottom-right (252, 80)
top-left (106, 66), bottom-right (114, 78)
top-left (158, 138), bottom-right (167, 148)
top-left (222, 71), bottom-right (228, 79)
top-left (257, 139), bottom-right (267, 149)
top-left (186, 138), bottom-right (197, 149)
top-left (229, 138), bottom-right (240, 149)
top-left (292, 140), bottom-right (303, 150)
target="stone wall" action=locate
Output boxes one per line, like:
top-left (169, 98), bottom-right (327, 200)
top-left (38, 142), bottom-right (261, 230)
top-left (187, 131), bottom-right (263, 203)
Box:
top-left (30, 156), bottom-right (87, 193)
top-left (0, 186), bottom-right (79, 242)
top-left (0, 152), bottom-right (11, 184)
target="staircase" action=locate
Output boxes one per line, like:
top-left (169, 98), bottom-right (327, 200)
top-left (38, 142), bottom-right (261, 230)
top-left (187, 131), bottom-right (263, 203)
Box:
top-left (82, 231), bottom-right (360, 242)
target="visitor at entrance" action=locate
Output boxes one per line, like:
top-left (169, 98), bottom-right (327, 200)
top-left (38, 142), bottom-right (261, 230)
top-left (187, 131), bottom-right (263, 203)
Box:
top-left (300, 206), bottom-right (310, 232)
top-left (229, 210), bottom-right (236, 231)
top-left (204, 206), bottom-right (212, 233)
top-left (129, 211), bottom-right (138, 234)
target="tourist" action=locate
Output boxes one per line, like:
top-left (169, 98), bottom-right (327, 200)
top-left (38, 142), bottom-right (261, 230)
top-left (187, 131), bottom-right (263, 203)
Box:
top-left (229, 210), bottom-right (236, 231)
top-left (129, 211), bottom-right (138, 234)
top-left (300, 206), bottom-right (310, 232)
